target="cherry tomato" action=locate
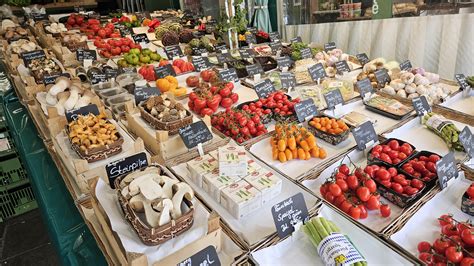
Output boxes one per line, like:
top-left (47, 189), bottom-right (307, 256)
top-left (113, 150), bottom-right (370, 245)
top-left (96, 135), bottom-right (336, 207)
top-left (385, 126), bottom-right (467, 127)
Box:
top-left (364, 179), bottom-right (377, 193)
top-left (356, 186), bottom-right (370, 202)
top-left (347, 175), bottom-right (359, 190)
top-left (334, 195), bottom-right (346, 207)
top-left (417, 241), bottom-right (432, 253)
top-left (375, 169), bottom-right (391, 181)
top-left (339, 164), bottom-right (350, 176)
top-left (364, 166), bottom-right (375, 178)
top-left (411, 179), bottom-right (425, 189)
top-left (366, 195), bottom-right (381, 210)
top-left (457, 222), bottom-right (471, 234)
top-left (433, 238), bottom-right (451, 254)
top-left (325, 192), bottom-right (335, 204)
top-left (391, 183), bottom-right (404, 194)
top-left (329, 183), bottom-right (342, 197)
top-left (359, 204), bottom-right (368, 219)
top-left (445, 246), bottom-right (463, 263)
top-left (429, 154), bottom-right (441, 163)
top-left (349, 206), bottom-right (361, 219)
top-left (372, 145), bottom-right (383, 153)
top-left (461, 228), bottom-right (474, 246)
top-left (335, 172), bottom-right (347, 180)
top-left (336, 179), bottom-right (349, 192)
top-left (419, 252), bottom-right (433, 264)
top-left (388, 167), bottom-right (398, 177)
top-left (340, 200), bottom-right (352, 214)
top-left (380, 203), bottom-right (391, 217)
top-left (467, 185), bottom-right (474, 199)
top-left (438, 214), bottom-right (454, 227)
top-left (460, 257), bottom-right (474, 266)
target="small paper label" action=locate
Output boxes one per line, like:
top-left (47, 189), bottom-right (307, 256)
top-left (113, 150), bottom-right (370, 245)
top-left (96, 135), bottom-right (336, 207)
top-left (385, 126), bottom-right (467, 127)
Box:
top-left (269, 41), bottom-right (282, 52)
top-left (164, 45), bottom-right (183, 59)
top-left (134, 87), bottom-right (160, 104)
top-left (280, 72), bottom-right (296, 89)
top-left (324, 42), bottom-right (336, 52)
top-left (437, 152), bottom-right (458, 190)
top-left (76, 49), bottom-right (97, 61)
top-left (374, 69), bottom-right (391, 86)
top-left (335, 60), bottom-right (350, 74)
top-left (352, 121), bottom-right (378, 150)
top-left (324, 89), bottom-right (344, 109)
top-left (239, 48), bottom-right (255, 60)
top-left (317, 233), bottom-right (366, 265)
top-left (290, 36), bottom-right (302, 43)
top-left (132, 33), bottom-right (149, 44)
top-left (412, 95), bottom-right (431, 116)
top-left (269, 31), bottom-right (280, 41)
top-left (218, 68), bottom-right (238, 82)
top-left (246, 64), bottom-right (264, 77)
top-left (178, 245), bottom-right (221, 266)
top-left (154, 64), bottom-right (176, 79)
top-left (277, 56), bottom-right (292, 69)
top-left (179, 121), bottom-right (213, 149)
top-left (356, 78), bottom-right (373, 98)
top-left (192, 57), bottom-right (211, 71)
top-left (300, 48), bottom-right (312, 59)
top-left (295, 98), bottom-right (317, 122)
top-left (459, 126), bottom-right (474, 158)
top-left (65, 104), bottom-right (100, 122)
top-left (21, 50), bottom-right (46, 66)
top-left (254, 79), bottom-right (276, 99)
top-left (399, 60), bottom-right (412, 71)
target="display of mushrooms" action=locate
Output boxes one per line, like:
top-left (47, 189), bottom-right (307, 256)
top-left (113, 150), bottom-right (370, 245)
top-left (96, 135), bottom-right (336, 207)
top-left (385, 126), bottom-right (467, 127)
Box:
top-left (143, 95), bottom-right (188, 123)
top-left (119, 166), bottom-right (194, 227)
top-left (36, 77), bottom-right (94, 116)
top-left (9, 39), bottom-right (38, 54)
top-left (3, 26), bottom-right (28, 42)
top-left (68, 113), bottom-right (120, 152)
top-left (27, 57), bottom-right (62, 82)
top-left (44, 23), bottom-right (67, 34)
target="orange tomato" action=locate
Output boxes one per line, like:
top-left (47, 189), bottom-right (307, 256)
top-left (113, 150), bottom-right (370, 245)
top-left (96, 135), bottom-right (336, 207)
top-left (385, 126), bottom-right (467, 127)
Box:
top-left (285, 149), bottom-right (293, 161)
top-left (272, 147), bottom-right (279, 160)
top-left (278, 151), bottom-right (287, 163)
top-left (300, 140), bottom-right (310, 151)
top-left (310, 147), bottom-right (320, 158)
top-left (292, 148), bottom-right (298, 159)
top-left (319, 148), bottom-right (327, 159)
top-left (287, 136), bottom-right (296, 150)
top-left (305, 151), bottom-right (311, 160)
top-left (277, 139), bottom-right (287, 152)
top-left (297, 148), bottom-right (306, 160)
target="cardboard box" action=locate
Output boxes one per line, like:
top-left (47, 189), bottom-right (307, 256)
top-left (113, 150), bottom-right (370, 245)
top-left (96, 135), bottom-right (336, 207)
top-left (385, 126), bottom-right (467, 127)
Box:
top-left (218, 145), bottom-right (248, 177)
top-left (245, 170), bottom-right (282, 205)
top-left (202, 168), bottom-right (240, 203)
top-left (220, 179), bottom-right (262, 219)
top-left (186, 154), bottom-right (218, 187)
top-left (247, 158), bottom-right (262, 174)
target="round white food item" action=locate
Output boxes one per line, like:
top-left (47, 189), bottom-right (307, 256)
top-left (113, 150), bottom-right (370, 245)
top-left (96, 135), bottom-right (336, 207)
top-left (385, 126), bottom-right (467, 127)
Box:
top-left (382, 85), bottom-right (396, 95)
top-left (405, 83), bottom-right (417, 94)
top-left (397, 89), bottom-right (407, 98)
top-left (407, 92), bottom-right (420, 99)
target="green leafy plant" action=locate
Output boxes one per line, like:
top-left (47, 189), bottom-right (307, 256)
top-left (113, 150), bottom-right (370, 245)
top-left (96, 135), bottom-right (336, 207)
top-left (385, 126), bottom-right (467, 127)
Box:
top-left (216, 0), bottom-right (248, 35)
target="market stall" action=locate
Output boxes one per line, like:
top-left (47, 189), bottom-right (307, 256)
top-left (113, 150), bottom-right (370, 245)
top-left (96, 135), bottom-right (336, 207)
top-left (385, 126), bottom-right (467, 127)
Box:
top-left (0, 6), bottom-right (473, 266)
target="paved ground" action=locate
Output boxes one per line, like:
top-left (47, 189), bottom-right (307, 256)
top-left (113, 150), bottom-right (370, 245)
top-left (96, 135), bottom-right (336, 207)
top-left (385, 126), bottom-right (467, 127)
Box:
top-left (0, 209), bottom-right (60, 265)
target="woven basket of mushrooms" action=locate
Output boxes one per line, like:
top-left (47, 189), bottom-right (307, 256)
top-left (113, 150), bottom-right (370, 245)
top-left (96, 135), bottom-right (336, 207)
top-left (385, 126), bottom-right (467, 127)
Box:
top-left (60, 32), bottom-right (88, 52)
top-left (9, 39), bottom-right (39, 54)
top-left (139, 95), bottom-right (193, 135)
top-left (114, 165), bottom-right (195, 245)
top-left (44, 22), bottom-right (67, 36)
top-left (3, 26), bottom-right (28, 43)
top-left (36, 77), bottom-right (96, 117)
top-left (67, 113), bottom-right (124, 162)
top-left (27, 57), bottom-right (62, 83)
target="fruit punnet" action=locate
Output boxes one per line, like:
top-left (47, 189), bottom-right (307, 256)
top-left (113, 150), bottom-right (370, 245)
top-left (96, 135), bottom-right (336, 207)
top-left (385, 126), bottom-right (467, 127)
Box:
top-left (211, 108), bottom-right (267, 143)
top-left (417, 215), bottom-right (473, 265)
top-left (271, 123), bottom-right (326, 163)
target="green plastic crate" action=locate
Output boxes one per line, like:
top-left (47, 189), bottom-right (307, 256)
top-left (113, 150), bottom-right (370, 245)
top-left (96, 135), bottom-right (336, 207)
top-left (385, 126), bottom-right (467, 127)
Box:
top-left (0, 130), bottom-right (17, 158)
top-left (0, 156), bottom-right (28, 191)
top-left (0, 183), bottom-right (37, 222)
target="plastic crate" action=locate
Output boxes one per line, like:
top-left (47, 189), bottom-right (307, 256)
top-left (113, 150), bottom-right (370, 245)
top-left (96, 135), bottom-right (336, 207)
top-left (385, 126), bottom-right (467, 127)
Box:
top-left (0, 183), bottom-right (37, 222)
top-left (0, 156), bottom-right (27, 191)
top-left (0, 130), bottom-right (16, 158)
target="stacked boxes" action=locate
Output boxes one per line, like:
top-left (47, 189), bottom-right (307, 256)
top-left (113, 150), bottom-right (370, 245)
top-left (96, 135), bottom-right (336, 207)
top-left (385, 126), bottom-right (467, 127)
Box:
top-left (186, 144), bottom-right (282, 219)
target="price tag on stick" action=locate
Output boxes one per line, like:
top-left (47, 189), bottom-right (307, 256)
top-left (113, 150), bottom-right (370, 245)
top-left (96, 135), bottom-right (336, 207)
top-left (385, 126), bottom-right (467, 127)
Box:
top-left (245, 33), bottom-right (257, 44)
top-left (192, 57), bottom-right (211, 71)
top-left (43, 73), bottom-right (71, 85)
top-left (254, 79), bottom-right (276, 99)
top-left (178, 121), bottom-right (213, 149)
top-left (21, 50), bottom-right (46, 65)
top-left (178, 245), bottom-right (221, 266)
top-left (106, 152), bottom-right (148, 189)
top-left (352, 121), bottom-right (378, 150)
top-left (374, 69), bottom-right (391, 87)
top-left (65, 104), bottom-right (100, 122)
top-left (356, 78), bottom-right (374, 99)
top-left (269, 31), bottom-right (280, 41)
top-left (269, 41), bottom-right (282, 53)
top-left (154, 64), bottom-right (176, 79)
top-left (335, 60), bottom-right (351, 74)
top-left (164, 45), bottom-right (183, 59)
top-left (280, 72), bottom-right (296, 89)
top-left (90, 73), bottom-right (107, 85)
top-left (277, 56), bottom-right (292, 69)
top-left (412, 95), bottom-right (432, 116)
top-left (455, 74), bottom-right (472, 92)
top-left (324, 42), bottom-right (336, 52)
top-left (459, 127), bottom-right (474, 158)
top-left (246, 63), bottom-right (264, 77)
top-left (132, 33), bottom-right (149, 44)
top-left (295, 98), bottom-right (318, 122)
top-left (219, 68), bottom-right (238, 82)
top-left (324, 89), bottom-right (344, 109)
top-left (271, 193), bottom-right (309, 239)
top-left (239, 48), bottom-right (254, 60)
top-left (76, 49), bottom-right (97, 61)
top-left (436, 152), bottom-right (459, 190)
top-left (300, 48), bottom-right (312, 59)
top-left (290, 36), bottom-right (302, 43)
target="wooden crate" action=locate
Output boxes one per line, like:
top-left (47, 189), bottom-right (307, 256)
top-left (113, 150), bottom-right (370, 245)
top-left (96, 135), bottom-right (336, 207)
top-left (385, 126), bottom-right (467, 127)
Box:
top-left (51, 45), bottom-right (81, 68)
top-left (49, 115), bottom-right (149, 194)
top-left (124, 101), bottom-right (229, 165)
top-left (11, 74), bottom-right (45, 104)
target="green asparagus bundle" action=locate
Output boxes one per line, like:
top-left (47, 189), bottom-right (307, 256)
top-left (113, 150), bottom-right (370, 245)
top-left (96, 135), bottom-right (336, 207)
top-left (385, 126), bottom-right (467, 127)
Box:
top-left (421, 112), bottom-right (465, 152)
top-left (303, 217), bottom-right (367, 266)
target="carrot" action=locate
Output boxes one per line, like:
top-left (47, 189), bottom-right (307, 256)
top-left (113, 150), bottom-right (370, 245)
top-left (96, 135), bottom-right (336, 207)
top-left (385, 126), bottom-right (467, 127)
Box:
top-left (277, 138), bottom-right (287, 152)
top-left (300, 140), bottom-right (310, 151)
top-left (278, 151), bottom-right (287, 163)
top-left (285, 149), bottom-right (293, 161)
top-left (297, 148), bottom-right (306, 160)
top-left (310, 147), bottom-right (320, 158)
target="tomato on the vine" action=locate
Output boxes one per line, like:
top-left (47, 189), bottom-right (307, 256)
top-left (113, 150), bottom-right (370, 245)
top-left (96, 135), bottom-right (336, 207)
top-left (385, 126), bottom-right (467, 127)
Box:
top-left (461, 228), bottom-right (474, 246)
top-left (438, 214), bottom-right (454, 227)
top-left (445, 246), bottom-right (463, 263)
top-left (329, 183), bottom-right (342, 197)
top-left (417, 241), bottom-right (431, 253)
top-left (433, 238), bottom-right (451, 254)
top-left (379, 204), bottom-right (391, 217)
top-left (356, 186), bottom-right (370, 202)
top-left (366, 195), bottom-right (381, 210)
top-left (349, 206), bottom-right (361, 219)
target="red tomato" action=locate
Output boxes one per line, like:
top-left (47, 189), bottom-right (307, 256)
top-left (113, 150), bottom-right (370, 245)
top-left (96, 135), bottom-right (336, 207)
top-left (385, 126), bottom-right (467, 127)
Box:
top-left (336, 179), bottom-right (349, 192)
top-left (417, 241), bottom-right (432, 253)
top-left (200, 108), bottom-right (214, 117)
top-left (230, 93), bottom-right (239, 103)
top-left (461, 228), bottom-right (474, 246)
top-left (334, 195), bottom-right (346, 207)
top-left (372, 145), bottom-right (383, 153)
top-left (339, 164), bottom-right (350, 176)
top-left (349, 206), bottom-right (361, 219)
top-left (388, 167), bottom-right (398, 177)
top-left (329, 183), bottom-right (342, 197)
top-left (388, 150), bottom-right (400, 160)
top-left (429, 154), bottom-right (441, 163)
top-left (445, 246), bottom-right (463, 263)
top-left (366, 195), bottom-right (381, 210)
top-left (375, 169), bottom-right (391, 181)
top-left (380, 153), bottom-right (392, 164)
top-left (347, 175), bottom-right (359, 190)
top-left (433, 238), bottom-right (451, 254)
top-left (399, 145), bottom-right (412, 156)
top-left (438, 214), bottom-right (454, 226)
top-left (220, 97), bottom-right (233, 108)
top-left (460, 257), bottom-right (474, 266)
top-left (419, 253), bottom-right (433, 264)
top-left (391, 183), bottom-right (404, 194)
top-left (340, 201), bottom-right (352, 214)
top-left (380, 204), bottom-right (391, 217)
top-left (356, 186), bottom-right (370, 202)
top-left (364, 166), bottom-right (375, 178)
top-left (382, 145), bottom-right (392, 153)
top-left (325, 192), bottom-right (335, 204)
top-left (411, 179), bottom-right (424, 189)
top-left (320, 184), bottom-right (328, 196)
top-left (359, 205), bottom-right (368, 219)
top-left (388, 140), bottom-right (400, 150)
top-left (364, 179), bottom-right (377, 193)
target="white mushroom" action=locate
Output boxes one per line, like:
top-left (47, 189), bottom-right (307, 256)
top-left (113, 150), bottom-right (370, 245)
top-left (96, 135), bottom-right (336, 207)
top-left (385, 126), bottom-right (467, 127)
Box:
top-left (142, 199), bottom-right (162, 227)
top-left (128, 174), bottom-right (163, 200)
top-left (129, 193), bottom-right (145, 212)
top-left (151, 198), bottom-right (173, 226)
top-left (171, 183), bottom-right (194, 219)
top-left (46, 92), bottom-right (58, 105)
top-left (64, 87), bottom-right (80, 110)
top-left (153, 175), bottom-right (179, 199)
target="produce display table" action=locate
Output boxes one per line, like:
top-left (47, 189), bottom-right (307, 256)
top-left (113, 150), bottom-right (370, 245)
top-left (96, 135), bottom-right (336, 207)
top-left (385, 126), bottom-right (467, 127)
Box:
top-left (2, 91), bottom-right (106, 266)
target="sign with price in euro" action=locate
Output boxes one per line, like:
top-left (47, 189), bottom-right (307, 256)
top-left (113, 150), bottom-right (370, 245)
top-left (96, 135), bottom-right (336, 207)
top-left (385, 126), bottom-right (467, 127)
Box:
top-left (271, 193), bottom-right (309, 239)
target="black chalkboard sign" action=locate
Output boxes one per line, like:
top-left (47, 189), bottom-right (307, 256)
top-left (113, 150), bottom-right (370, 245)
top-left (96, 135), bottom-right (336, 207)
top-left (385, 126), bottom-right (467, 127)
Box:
top-left (276, 56), bottom-right (292, 69)
top-left (178, 120), bottom-right (213, 149)
top-left (324, 89), bottom-right (344, 109)
top-left (308, 63), bottom-right (327, 81)
top-left (399, 60), bottom-right (412, 71)
top-left (76, 49), bottom-right (97, 61)
top-left (132, 33), bottom-right (149, 44)
top-left (455, 74), bottom-right (472, 91)
top-left (134, 87), bottom-right (160, 104)
top-left (106, 152), bottom-right (148, 189)
top-left (254, 79), bottom-right (276, 99)
top-left (436, 152), bottom-right (458, 190)
top-left (335, 60), bottom-right (350, 74)
top-left (105, 68), bottom-right (119, 79)
top-left (356, 53), bottom-right (370, 66)
top-left (178, 245), bottom-right (221, 266)
top-left (164, 45), bottom-right (183, 59)
top-left (246, 63), bottom-right (264, 77)
top-left (216, 52), bottom-right (233, 64)
top-left (269, 41), bottom-right (282, 52)
top-left (374, 69), bottom-right (391, 86)
top-left (43, 72), bottom-right (71, 85)
top-left (119, 26), bottom-right (132, 37)
top-left (192, 57), bottom-right (211, 71)
top-left (351, 121), bottom-right (378, 150)
top-left (356, 78), bottom-right (374, 98)
top-left (90, 73), bottom-right (107, 85)
top-left (192, 47), bottom-right (208, 55)
top-left (239, 48), bottom-right (254, 60)
top-left (280, 72), bottom-right (296, 89)
top-left (248, 27), bottom-right (257, 34)
top-left (300, 47), bottom-right (312, 59)
top-left (324, 42), bottom-right (336, 52)
top-left (459, 126), bottom-right (474, 158)
top-left (269, 31), bottom-right (280, 41)
top-left (412, 95), bottom-right (432, 116)
top-left (65, 104), bottom-right (100, 122)
top-left (290, 36), bottom-right (302, 43)
top-left (245, 33), bottom-right (257, 44)
top-left (154, 64), bottom-right (176, 79)
top-left (21, 50), bottom-right (46, 65)
top-left (218, 68), bottom-right (238, 82)
top-left (119, 66), bottom-right (137, 74)
top-left (215, 44), bottom-right (228, 53)
top-left (32, 13), bottom-right (49, 22)
top-left (295, 98), bottom-right (317, 122)
top-left (271, 192), bottom-right (309, 239)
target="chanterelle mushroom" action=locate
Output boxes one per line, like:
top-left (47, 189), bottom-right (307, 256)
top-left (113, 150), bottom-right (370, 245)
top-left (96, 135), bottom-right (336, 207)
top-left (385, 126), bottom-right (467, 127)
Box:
top-left (171, 183), bottom-right (194, 219)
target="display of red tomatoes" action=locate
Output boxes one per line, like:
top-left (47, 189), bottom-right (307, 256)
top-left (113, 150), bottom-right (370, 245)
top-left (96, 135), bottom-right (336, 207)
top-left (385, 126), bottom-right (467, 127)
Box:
top-left (401, 153), bottom-right (440, 182)
top-left (172, 59), bottom-right (194, 74)
top-left (370, 139), bottom-right (414, 165)
top-left (319, 162), bottom-right (391, 220)
top-left (188, 77), bottom-right (236, 116)
top-left (211, 108), bottom-right (267, 143)
top-left (466, 183), bottom-right (474, 200)
top-left (367, 164), bottom-right (425, 197)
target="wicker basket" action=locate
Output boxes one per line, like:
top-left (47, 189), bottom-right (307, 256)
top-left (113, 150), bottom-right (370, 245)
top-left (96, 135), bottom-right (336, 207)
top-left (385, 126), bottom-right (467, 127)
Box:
top-left (138, 101), bottom-right (193, 135)
top-left (66, 126), bottom-right (124, 163)
top-left (462, 163), bottom-right (474, 181)
top-left (114, 165), bottom-right (195, 246)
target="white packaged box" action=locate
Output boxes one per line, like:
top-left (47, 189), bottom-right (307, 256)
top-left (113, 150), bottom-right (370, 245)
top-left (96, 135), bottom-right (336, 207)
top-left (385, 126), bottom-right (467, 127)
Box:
top-left (245, 170), bottom-right (282, 205)
top-left (247, 158), bottom-right (262, 174)
top-left (186, 155), bottom-right (218, 187)
top-left (208, 149), bottom-right (219, 160)
top-left (218, 145), bottom-right (248, 177)
top-left (202, 168), bottom-right (240, 203)
top-left (220, 179), bottom-right (262, 219)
